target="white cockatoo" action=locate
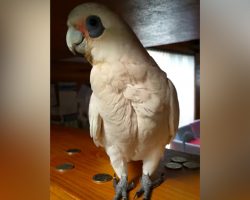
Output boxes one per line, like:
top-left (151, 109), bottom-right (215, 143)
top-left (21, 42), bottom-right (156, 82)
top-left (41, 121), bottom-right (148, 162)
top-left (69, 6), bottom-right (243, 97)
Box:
top-left (66, 3), bottom-right (179, 200)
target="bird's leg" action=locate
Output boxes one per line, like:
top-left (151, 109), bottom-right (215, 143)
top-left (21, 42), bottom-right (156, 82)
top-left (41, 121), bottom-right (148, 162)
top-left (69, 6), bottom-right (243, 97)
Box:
top-left (134, 173), bottom-right (164, 200)
top-left (113, 174), bottom-right (135, 200)
top-left (106, 147), bottom-right (135, 199)
top-left (134, 147), bottom-right (165, 199)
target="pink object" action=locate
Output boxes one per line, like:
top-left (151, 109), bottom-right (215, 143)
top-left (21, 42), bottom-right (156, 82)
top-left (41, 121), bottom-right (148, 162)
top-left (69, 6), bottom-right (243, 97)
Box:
top-left (190, 120), bottom-right (200, 137)
top-left (189, 138), bottom-right (200, 145)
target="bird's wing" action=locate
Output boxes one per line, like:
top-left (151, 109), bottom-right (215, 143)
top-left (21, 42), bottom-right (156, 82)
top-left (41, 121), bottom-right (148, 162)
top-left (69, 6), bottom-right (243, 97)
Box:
top-left (123, 64), bottom-right (179, 143)
top-left (89, 93), bottom-right (103, 147)
top-left (166, 79), bottom-right (180, 142)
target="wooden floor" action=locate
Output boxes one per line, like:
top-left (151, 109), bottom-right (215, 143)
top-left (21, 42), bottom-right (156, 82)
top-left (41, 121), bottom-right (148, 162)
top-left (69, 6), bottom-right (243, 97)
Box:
top-left (50, 125), bottom-right (200, 200)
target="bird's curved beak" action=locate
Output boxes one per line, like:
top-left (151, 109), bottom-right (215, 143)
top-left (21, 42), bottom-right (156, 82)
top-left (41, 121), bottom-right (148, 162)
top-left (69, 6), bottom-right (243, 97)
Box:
top-left (66, 26), bottom-right (85, 55)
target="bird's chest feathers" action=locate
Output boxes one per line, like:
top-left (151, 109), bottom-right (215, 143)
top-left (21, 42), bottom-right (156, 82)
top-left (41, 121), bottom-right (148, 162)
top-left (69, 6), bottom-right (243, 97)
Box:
top-left (90, 63), bottom-right (137, 135)
top-left (90, 63), bottom-right (130, 96)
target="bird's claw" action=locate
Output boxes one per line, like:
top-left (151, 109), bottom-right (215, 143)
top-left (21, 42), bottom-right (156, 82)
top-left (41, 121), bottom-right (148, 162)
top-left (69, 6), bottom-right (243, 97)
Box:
top-left (113, 175), bottom-right (135, 200)
top-left (133, 188), bottom-right (144, 199)
top-left (134, 173), bottom-right (165, 200)
top-left (128, 181), bottom-right (135, 191)
top-left (152, 173), bottom-right (165, 188)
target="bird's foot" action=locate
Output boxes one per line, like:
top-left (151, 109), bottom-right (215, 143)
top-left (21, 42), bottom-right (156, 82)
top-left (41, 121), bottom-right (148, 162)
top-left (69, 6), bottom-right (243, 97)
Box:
top-left (113, 175), bottom-right (135, 200)
top-left (134, 174), bottom-right (164, 200)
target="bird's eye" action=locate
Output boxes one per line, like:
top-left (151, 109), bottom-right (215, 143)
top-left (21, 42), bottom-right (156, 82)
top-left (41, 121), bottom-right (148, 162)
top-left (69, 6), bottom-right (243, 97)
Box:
top-left (86, 15), bottom-right (105, 38)
top-left (88, 18), bottom-right (98, 27)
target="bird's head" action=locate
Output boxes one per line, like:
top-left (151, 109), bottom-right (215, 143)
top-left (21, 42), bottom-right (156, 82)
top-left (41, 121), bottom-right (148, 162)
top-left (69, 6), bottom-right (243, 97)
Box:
top-left (66, 3), bottom-right (140, 65)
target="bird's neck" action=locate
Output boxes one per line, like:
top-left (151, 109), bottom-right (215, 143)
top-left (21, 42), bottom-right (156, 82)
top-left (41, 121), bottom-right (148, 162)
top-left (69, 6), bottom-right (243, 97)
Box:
top-left (90, 30), bottom-right (149, 66)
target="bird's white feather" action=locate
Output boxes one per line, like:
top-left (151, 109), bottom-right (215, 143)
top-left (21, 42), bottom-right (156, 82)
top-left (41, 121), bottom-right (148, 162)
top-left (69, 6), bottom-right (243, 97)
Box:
top-left (89, 94), bottom-right (103, 147)
top-left (67, 2), bottom-right (180, 178)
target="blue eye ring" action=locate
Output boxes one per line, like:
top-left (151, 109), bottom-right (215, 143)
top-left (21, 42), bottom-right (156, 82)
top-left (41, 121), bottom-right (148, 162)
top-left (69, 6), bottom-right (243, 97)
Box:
top-left (86, 15), bottom-right (105, 38)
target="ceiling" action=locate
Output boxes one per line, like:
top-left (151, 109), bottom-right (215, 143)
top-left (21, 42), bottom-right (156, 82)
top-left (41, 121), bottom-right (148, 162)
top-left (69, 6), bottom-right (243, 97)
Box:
top-left (51, 0), bottom-right (200, 62)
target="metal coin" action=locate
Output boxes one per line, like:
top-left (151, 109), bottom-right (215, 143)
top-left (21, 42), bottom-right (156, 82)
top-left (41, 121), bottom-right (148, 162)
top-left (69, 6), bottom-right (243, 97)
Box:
top-left (171, 156), bottom-right (188, 163)
top-left (66, 148), bottom-right (81, 155)
top-left (165, 162), bottom-right (183, 170)
top-left (92, 173), bottom-right (113, 183)
top-left (55, 163), bottom-right (75, 172)
top-left (183, 161), bottom-right (200, 169)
